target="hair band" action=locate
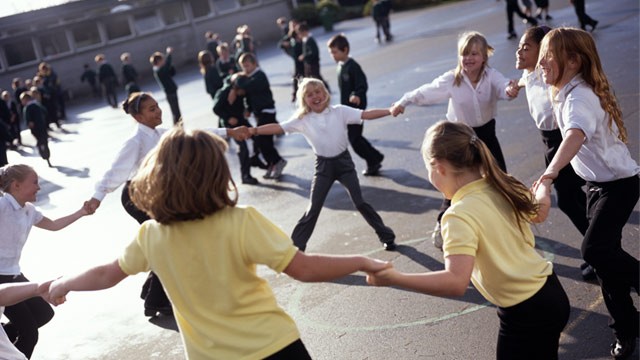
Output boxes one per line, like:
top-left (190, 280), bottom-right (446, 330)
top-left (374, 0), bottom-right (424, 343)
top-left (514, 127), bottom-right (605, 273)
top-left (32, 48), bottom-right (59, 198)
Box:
top-left (133, 94), bottom-right (144, 114)
top-left (470, 135), bottom-right (478, 145)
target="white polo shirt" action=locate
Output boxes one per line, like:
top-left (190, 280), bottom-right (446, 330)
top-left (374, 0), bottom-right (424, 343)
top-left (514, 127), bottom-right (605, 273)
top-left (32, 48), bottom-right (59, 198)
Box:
top-left (522, 68), bottom-right (556, 131)
top-left (0, 194), bottom-right (43, 275)
top-left (0, 310), bottom-right (26, 360)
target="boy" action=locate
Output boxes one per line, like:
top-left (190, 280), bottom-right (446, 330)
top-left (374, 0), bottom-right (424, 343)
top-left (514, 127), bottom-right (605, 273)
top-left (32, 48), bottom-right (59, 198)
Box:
top-left (80, 64), bottom-right (99, 98)
top-left (20, 92), bottom-right (52, 167)
top-left (235, 53), bottom-right (286, 179)
top-left (150, 47), bottom-right (181, 124)
top-left (215, 43), bottom-right (238, 77)
top-left (372, 0), bottom-right (393, 43)
top-left (295, 23), bottom-right (329, 91)
top-left (95, 54), bottom-right (118, 108)
top-left (120, 52), bottom-right (140, 95)
top-left (328, 34), bottom-right (384, 176)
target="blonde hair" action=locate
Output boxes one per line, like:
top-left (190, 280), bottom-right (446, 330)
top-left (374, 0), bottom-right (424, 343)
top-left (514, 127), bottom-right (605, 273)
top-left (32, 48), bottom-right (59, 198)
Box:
top-left (293, 78), bottom-right (331, 119)
top-left (453, 31), bottom-right (494, 87)
top-left (540, 27), bottom-right (626, 142)
top-left (130, 127), bottom-right (238, 224)
top-left (422, 121), bottom-right (538, 234)
top-left (0, 164), bottom-right (34, 194)
top-left (120, 52), bottom-right (130, 62)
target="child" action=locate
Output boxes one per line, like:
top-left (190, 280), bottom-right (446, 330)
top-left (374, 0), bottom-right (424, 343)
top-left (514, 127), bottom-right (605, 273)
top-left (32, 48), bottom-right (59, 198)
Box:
top-left (236, 52), bottom-right (287, 179)
top-left (506, 26), bottom-right (595, 280)
top-left (20, 92), bottom-right (51, 168)
top-left (368, 120), bottom-right (568, 359)
top-left (296, 23), bottom-right (329, 91)
top-left (150, 47), bottom-right (181, 124)
top-left (279, 19), bottom-right (304, 102)
top-left (0, 281), bottom-right (54, 360)
top-left (535, 28), bottom-right (639, 359)
top-left (391, 31), bottom-right (515, 250)
top-left (2, 90), bottom-right (21, 149)
top-left (328, 34), bottom-right (385, 176)
top-left (94, 54), bottom-right (118, 108)
top-left (197, 50), bottom-right (223, 100)
top-left (204, 31), bottom-right (220, 61)
top-left (534, 0), bottom-right (552, 21)
top-left (215, 42), bottom-right (239, 77)
top-left (571, 0), bottom-right (598, 31)
top-left (120, 52), bottom-right (140, 95)
top-left (505, 0), bottom-right (538, 39)
top-left (245, 78), bottom-right (396, 251)
top-left (48, 127), bottom-right (389, 360)
top-left (0, 164), bottom-right (92, 358)
top-left (85, 92), bottom-right (246, 316)
top-left (80, 64), bottom-right (99, 98)
top-left (371, 0), bottom-right (393, 43)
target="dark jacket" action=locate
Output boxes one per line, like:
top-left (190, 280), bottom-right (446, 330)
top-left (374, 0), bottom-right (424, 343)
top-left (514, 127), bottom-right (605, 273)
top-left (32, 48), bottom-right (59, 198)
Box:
top-left (302, 36), bottom-right (320, 65)
top-left (235, 69), bottom-right (275, 114)
top-left (204, 66), bottom-right (223, 99)
top-left (153, 54), bottom-right (178, 94)
top-left (338, 58), bottom-right (368, 110)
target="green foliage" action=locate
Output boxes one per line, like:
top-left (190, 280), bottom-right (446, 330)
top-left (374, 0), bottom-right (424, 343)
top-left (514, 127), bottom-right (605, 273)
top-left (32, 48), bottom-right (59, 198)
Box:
top-left (363, 0), bottom-right (444, 16)
top-left (291, 4), bottom-right (321, 26)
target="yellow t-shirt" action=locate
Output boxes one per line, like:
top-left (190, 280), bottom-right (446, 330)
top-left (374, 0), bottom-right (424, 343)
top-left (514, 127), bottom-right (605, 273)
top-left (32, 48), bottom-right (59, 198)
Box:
top-left (118, 206), bottom-right (300, 360)
top-left (442, 178), bottom-right (552, 308)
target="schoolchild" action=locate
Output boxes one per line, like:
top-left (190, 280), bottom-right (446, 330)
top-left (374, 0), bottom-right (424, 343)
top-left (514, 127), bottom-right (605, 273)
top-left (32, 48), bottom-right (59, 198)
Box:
top-left (371, 0), bottom-right (393, 43)
top-left (506, 26), bottom-right (594, 280)
top-left (85, 92), bottom-right (246, 317)
top-left (20, 92), bottom-right (51, 168)
top-left (150, 47), bottom-right (181, 124)
top-left (233, 25), bottom-right (254, 60)
top-left (0, 164), bottom-right (92, 358)
top-left (295, 23), bottom-right (329, 91)
top-left (1, 91), bottom-right (21, 148)
top-left (120, 52), bottom-right (140, 95)
top-left (215, 42), bottom-right (239, 78)
top-left (534, 0), bottom-right (553, 21)
top-left (80, 64), bottom-right (100, 98)
top-left (95, 54), bottom-right (119, 108)
top-left (390, 31), bottom-right (515, 249)
top-left (197, 50), bottom-right (223, 100)
top-left (36, 63), bottom-right (61, 126)
top-left (505, 0), bottom-right (538, 39)
top-left (328, 34), bottom-right (385, 176)
top-left (368, 120), bottom-right (569, 360)
top-left (535, 28), bottom-right (639, 359)
top-left (48, 126), bottom-right (390, 360)
top-left (31, 76), bottom-right (57, 130)
top-left (279, 19), bottom-right (304, 102)
top-left (245, 78), bottom-right (396, 251)
top-left (204, 31), bottom-right (220, 61)
top-left (236, 52), bottom-right (287, 179)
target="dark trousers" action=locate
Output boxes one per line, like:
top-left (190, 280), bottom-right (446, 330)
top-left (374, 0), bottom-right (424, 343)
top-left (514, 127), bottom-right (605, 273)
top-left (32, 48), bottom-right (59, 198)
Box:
top-left (222, 116), bottom-right (252, 179)
top-left (373, 16), bottom-right (392, 40)
top-left (472, 119), bottom-right (507, 173)
top-left (263, 339), bottom-right (311, 360)
top-left (506, 0), bottom-right (536, 34)
top-left (121, 182), bottom-right (172, 312)
top-left (572, 0), bottom-right (597, 29)
top-left (103, 80), bottom-right (118, 108)
top-left (303, 63), bottom-right (329, 91)
top-left (166, 92), bottom-right (181, 125)
top-left (31, 131), bottom-right (50, 161)
top-left (291, 151), bottom-right (395, 251)
top-left (348, 123), bottom-right (384, 167)
top-left (0, 274), bottom-right (54, 359)
top-left (583, 175), bottom-right (639, 340)
top-left (541, 129), bottom-right (588, 234)
top-left (497, 273), bottom-right (570, 360)
top-left (253, 112), bottom-right (282, 166)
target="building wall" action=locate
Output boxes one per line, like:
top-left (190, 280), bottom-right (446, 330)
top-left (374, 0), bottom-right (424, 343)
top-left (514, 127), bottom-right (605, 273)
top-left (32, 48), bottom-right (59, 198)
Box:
top-left (0, 0), bottom-right (292, 100)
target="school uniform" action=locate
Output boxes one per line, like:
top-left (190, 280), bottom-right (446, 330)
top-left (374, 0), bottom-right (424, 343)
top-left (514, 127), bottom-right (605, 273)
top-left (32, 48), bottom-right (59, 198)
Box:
top-left (80, 68), bottom-right (99, 97)
top-left (337, 58), bottom-right (384, 172)
top-left (372, 0), bottom-right (392, 41)
top-left (122, 63), bottom-right (139, 92)
top-left (22, 100), bottom-right (50, 163)
top-left (301, 35), bottom-right (328, 89)
top-left (153, 53), bottom-right (181, 124)
top-left (216, 56), bottom-right (238, 78)
top-left (98, 62), bottom-right (118, 107)
top-left (280, 105), bottom-right (395, 251)
top-left (553, 75), bottom-right (640, 341)
top-left (203, 66), bottom-right (223, 100)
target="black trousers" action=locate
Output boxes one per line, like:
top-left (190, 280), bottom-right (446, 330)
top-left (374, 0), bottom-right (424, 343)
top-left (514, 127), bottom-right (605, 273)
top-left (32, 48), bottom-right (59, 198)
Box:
top-left (497, 273), bottom-right (570, 360)
top-left (373, 16), bottom-right (392, 40)
top-left (572, 0), bottom-right (597, 29)
top-left (121, 182), bottom-right (172, 311)
top-left (103, 80), bottom-right (118, 108)
top-left (583, 175), bottom-right (639, 340)
top-left (263, 339), bottom-right (311, 360)
top-left (166, 92), bottom-right (181, 125)
top-left (0, 273), bottom-right (54, 359)
top-left (253, 112), bottom-right (282, 166)
top-left (222, 116), bottom-right (252, 179)
top-left (347, 123), bottom-right (384, 168)
top-left (505, 0), bottom-right (536, 34)
top-left (291, 151), bottom-right (395, 251)
top-left (472, 119), bottom-right (507, 173)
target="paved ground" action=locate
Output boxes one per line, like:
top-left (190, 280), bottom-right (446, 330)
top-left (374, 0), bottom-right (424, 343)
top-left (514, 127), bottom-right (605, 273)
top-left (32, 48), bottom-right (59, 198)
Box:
top-left (6, 0), bottom-right (639, 359)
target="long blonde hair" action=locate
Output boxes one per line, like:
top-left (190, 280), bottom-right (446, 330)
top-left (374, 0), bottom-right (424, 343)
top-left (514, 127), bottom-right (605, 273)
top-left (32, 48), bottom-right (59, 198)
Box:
top-left (293, 78), bottom-right (331, 119)
top-left (422, 121), bottom-right (538, 234)
top-left (130, 127), bottom-right (238, 224)
top-left (453, 31), bottom-right (494, 87)
top-left (539, 28), bottom-right (626, 142)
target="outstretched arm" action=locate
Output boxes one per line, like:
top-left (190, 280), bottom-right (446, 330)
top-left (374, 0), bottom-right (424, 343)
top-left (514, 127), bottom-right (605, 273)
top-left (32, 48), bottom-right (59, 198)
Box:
top-left (249, 123), bottom-right (285, 136)
top-left (361, 108), bottom-right (392, 120)
top-left (48, 260), bottom-right (129, 306)
top-left (531, 178), bottom-right (552, 223)
top-left (0, 281), bottom-right (53, 306)
top-left (35, 202), bottom-right (93, 231)
top-left (283, 251), bottom-right (390, 282)
top-left (538, 128), bottom-right (585, 182)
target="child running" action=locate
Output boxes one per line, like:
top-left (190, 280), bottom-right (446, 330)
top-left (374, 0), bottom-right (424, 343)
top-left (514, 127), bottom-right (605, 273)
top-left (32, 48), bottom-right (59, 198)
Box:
top-left (0, 164), bottom-right (92, 358)
top-left (390, 31), bottom-right (515, 250)
top-left (368, 121), bottom-right (569, 360)
top-left (47, 127), bottom-right (389, 360)
top-left (245, 78), bottom-right (396, 251)
top-left (535, 28), bottom-right (639, 359)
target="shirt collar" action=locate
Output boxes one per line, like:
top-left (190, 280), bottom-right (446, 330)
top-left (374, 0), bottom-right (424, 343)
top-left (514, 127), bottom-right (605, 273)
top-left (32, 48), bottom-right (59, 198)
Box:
top-left (451, 178), bottom-right (488, 204)
top-left (247, 67), bottom-right (260, 77)
top-left (137, 122), bottom-right (160, 137)
top-left (3, 193), bottom-right (22, 210)
top-left (554, 75), bottom-right (584, 103)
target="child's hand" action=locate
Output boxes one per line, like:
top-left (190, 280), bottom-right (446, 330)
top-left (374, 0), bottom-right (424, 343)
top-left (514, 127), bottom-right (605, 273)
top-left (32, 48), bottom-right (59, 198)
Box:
top-left (505, 80), bottom-right (520, 98)
top-left (363, 258), bottom-right (392, 273)
top-left (349, 95), bottom-right (361, 106)
top-left (366, 267), bottom-right (398, 287)
top-left (298, 54), bottom-right (304, 61)
top-left (229, 126), bottom-right (251, 141)
top-left (81, 201), bottom-right (95, 215)
top-left (47, 279), bottom-right (68, 306)
top-left (390, 104), bottom-right (404, 117)
top-left (86, 198), bottom-right (101, 213)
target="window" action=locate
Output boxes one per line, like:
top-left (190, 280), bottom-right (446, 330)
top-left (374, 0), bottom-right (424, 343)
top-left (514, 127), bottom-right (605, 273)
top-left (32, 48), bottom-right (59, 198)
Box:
top-left (4, 39), bottom-right (37, 67)
top-left (39, 31), bottom-right (71, 57)
top-left (160, 3), bottom-right (187, 26)
top-left (212, 0), bottom-right (239, 13)
top-left (71, 22), bottom-right (101, 48)
top-left (188, 0), bottom-right (211, 18)
top-left (105, 15), bottom-right (132, 40)
top-left (134, 11), bottom-right (162, 33)
top-left (239, 0), bottom-right (259, 6)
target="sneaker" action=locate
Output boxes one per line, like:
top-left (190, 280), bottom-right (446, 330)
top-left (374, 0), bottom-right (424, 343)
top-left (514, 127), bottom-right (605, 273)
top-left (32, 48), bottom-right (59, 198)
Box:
top-left (242, 175), bottom-right (259, 185)
top-left (590, 20), bottom-right (599, 32)
top-left (270, 159), bottom-right (287, 179)
top-left (610, 337), bottom-right (637, 359)
top-left (432, 223), bottom-right (443, 251)
top-left (580, 262), bottom-right (597, 281)
top-left (263, 166), bottom-right (274, 179)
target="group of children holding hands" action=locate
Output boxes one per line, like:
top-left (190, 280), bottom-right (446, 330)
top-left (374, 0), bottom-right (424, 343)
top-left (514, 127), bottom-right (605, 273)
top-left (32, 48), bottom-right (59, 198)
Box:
top-left (0, 22), bottom-right (637, 360)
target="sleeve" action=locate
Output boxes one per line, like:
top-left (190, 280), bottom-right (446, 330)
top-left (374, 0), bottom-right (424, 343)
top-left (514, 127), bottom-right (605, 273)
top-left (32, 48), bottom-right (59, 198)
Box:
top-left (563, 96), bottom-right (597, 140)
top-left (28, 204), bottom-right (44, 226)
top-left (398, 71), bottom-right (453, 107)
top-left (338, 105), bottom-right (364, 125)
top-left (279, 117), bottom-right (303, 134)
top-left (241, 207), bottom-right (298, 273)
top-left (351, 62), bottom-right (368, 101)
top-left (118, 228), bottom-right (150, 276)
top-left (490, 69), bottom-right (512, 101)
top-left (441, 210), bottom-right (479, 258)
top-left (212, 89), bottom-right (231, 120)
top-left (205, 70), bottom-right (223, 98)
top-left (92, 135), bottom-right (140, 201)
top-left (203, 127), bottom-right (228, 138)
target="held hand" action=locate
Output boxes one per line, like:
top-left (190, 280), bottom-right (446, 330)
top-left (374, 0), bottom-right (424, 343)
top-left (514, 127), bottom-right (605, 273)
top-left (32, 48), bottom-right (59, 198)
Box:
top-left (81, 201), bottom-right (95, 216)
top-left (47, 279), bottom-right (68, 306)
top-left (228, 126), bottom-right (250, 141)
top-left (362, 258), bottom-right (392, 273)
top-left (366, 267), bottom-right (398, 287)
top-left (87, 198), bottom-right (101, 213)
top-left (390, 104), bottom-right (405, 117)
top-left (349, 95), bottom-right (361, 107)
top-left (505, 80), bottom-right (520, 98)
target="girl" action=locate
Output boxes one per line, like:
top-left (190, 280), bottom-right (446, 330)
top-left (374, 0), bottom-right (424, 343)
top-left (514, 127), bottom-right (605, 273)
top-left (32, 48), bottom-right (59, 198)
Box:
top-left (0, 164), bottom-right (92, 358)
top-left (48, 127), bottom-right (389, 360)
top-left (390, 31), bottom-right (516, 250)
top-left (246, 78), bottom-right (396, 251)
top-left (368, 121), bottom-right (568, 360)
top-left (536, 28), bottom-right (639, 359)
top-left (197, 50), bottom-right (223, 101)
top-left (86, 92), bottom-right (241, 317)
top-left (507, 26), bottom-right (595, 280)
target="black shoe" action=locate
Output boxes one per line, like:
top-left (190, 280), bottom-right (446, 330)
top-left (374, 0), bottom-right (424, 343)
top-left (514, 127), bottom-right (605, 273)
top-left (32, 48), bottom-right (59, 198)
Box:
top-left (611, 337), bottom-right (637, 359)
top-left (363, 162), bottom-right (382, 176)
top-left (581, 263), bottom-right (597, 281)
top-left (507, 32), bottom-right (517, 40)
top-left (545, 14), bottom-right (553, 20)
top-left (242, 175), bottom-right (259, 185)
top-left (590, 20), bottom-right (599, 32)
top-left (144, 306), bottom-right (173, 317)
top-left (383, 241), bottom-right (397, 251)
top-left (536, 14), bottom-right (542, 20)
top-left (250, 155), bottom-right (268, 170)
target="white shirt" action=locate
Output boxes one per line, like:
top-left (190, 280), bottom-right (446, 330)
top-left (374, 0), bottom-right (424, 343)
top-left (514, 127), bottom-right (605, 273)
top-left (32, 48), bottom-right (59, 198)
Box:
top-left (553, 76), bottom-right (640, 182)
top-left (0, 194), bottom-right (43, 275)
top-left (280, 105), bottom-right (363, 157)
top-left (397, 68), bottom-right (512, 127)
top-left (0, 309), bottom-right (26, 360)
top-left (93, 124), bottom-right (227, 200)
top-left (522, 68), bottom-right (556, 131)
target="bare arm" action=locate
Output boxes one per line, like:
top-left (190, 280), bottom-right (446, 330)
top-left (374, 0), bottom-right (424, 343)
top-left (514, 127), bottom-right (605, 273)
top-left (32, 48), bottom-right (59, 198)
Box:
top-left (48, 260), bottom-right (129, 306)
top-left (531, 178), bottom-right (552, 223)
top-left (283, 251), bottom-right (390, 282)
top-left (249, 123), bottom-right (285, 136)
top-left (361, 108), bottom-right (392, 120)
top-left (0, 281), bottom-right (52, 306)
top-left (539, 128), bottom-right (585, 182)
top-left (367, 254), bottom-right (474, 297)
top-left (35, 203), bottom-right (93, 231)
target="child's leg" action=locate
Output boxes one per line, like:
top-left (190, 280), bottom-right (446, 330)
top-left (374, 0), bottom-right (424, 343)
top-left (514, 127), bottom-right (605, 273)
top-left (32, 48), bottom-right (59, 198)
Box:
top-left (347, 124), bottom-right (384, 172)
top-left (472, 119), bottom-right (507, 172)
top-left (166, 93), bottom-right (181, 124)
top-left (263, 339), bottom-right (312, 360)
top-left (235, 138), bottom-right (252, 179)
